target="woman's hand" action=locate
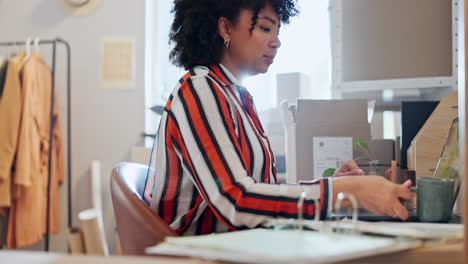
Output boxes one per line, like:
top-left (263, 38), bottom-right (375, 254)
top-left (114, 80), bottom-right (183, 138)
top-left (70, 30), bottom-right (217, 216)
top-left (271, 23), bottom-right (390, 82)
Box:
top-left (334, 160), bottom-right (365, 176)
top-left (332, 176), bottom-right (413, 220)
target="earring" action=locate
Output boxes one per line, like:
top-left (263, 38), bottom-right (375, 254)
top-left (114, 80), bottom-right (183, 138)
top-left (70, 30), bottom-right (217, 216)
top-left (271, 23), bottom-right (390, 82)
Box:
top-left (224, 39), bottom-right (230, 48)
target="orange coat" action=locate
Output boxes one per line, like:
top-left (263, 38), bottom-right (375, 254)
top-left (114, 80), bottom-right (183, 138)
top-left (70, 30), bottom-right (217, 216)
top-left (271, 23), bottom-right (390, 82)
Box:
top-left (0, 53), bottom-right (25, 208)
top-left (7, 52), bottom-right (65, 248)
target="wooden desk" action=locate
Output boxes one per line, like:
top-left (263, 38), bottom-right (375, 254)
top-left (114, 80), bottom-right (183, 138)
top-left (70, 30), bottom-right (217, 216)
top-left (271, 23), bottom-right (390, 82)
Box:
top-left (343, 242), bottom-right (463, 264)
top-left (0, 250), bottom-right (215, 264)
top-left (0, 242), bottom-right (463, 264)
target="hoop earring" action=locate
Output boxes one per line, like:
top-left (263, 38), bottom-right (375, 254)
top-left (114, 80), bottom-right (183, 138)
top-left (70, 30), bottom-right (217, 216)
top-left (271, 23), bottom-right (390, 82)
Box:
top-left (224, 39), bottom-right (230, 48)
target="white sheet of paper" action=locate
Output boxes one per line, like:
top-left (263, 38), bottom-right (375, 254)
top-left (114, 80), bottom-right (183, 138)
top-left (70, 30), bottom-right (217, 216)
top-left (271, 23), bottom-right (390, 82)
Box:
top-left (268, 219), bottom-right (464, 240)
top-left (326, 221), bottom-right (464, 240)
top-left (146, 229), bottom-right (420, 264)
top-left (313, 137), bottom-right (353, 179)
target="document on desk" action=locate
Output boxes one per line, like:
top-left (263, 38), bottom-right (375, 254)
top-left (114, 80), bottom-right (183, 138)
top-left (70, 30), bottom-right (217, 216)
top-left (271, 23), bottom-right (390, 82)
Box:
top-left (313, 137), bottom-right (352, 179)
top-left (330, 221), bottom-right (464, 240)
top-left (146, 229), bottom-right (420, 264)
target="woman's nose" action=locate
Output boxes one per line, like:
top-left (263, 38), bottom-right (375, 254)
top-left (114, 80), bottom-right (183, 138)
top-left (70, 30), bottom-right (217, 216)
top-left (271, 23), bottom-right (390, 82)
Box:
top-left (271, 36), bottom-right (281, 49)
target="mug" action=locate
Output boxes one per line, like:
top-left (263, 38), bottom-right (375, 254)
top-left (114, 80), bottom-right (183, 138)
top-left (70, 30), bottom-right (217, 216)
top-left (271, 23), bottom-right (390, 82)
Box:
top-left (410, 177), bottom-right (455, 223)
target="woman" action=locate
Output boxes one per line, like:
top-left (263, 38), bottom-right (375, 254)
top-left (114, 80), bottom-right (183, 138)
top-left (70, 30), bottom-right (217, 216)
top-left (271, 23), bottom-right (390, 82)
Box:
top-left (144, 0), bottom-right (413, 236)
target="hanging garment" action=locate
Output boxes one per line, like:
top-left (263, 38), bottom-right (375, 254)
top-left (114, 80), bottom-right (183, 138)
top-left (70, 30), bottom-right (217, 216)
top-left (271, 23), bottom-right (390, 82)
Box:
top-left (7, 51), bottom-right (65, 249)
top-left (0, 59), bottom-right (8, 98)
top-left (0, 53), bottom-right (25, 208)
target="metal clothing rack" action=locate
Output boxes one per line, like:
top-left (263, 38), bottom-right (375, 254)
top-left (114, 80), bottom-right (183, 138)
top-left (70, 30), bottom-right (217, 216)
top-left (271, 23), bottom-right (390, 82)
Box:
top-left (0, 38), bottom-right (72, 252)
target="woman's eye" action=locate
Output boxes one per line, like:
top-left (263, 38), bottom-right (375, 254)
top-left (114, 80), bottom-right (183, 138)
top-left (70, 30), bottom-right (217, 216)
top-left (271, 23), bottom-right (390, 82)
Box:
top-left (260, 26), bottom-right (271, 33)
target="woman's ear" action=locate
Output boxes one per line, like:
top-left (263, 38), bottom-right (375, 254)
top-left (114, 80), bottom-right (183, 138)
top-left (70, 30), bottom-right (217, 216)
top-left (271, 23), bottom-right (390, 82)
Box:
top-left (218, 17), bottom-right (231, 42)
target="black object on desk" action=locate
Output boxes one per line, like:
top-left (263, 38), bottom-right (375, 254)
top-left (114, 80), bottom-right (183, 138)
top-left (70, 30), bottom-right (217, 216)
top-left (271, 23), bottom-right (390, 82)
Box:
top-left (331, 208), bottom-right (418, 222)
top-left (400, 101), bottom-right (439, 169)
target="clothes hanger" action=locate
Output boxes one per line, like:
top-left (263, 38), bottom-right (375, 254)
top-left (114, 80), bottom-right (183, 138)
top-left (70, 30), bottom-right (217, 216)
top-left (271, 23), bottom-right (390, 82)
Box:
top-left (34, 37), bottom-right (40, 52)
top-left (24, 37), bottom-right (32, 61)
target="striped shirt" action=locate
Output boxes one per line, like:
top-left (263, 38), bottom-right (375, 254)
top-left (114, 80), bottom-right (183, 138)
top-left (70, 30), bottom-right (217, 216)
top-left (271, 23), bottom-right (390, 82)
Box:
top-left (145, 64), bottom-right (333, 235)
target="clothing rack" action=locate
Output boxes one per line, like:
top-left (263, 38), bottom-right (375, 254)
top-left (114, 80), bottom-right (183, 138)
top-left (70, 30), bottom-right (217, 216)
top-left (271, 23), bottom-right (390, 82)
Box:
top-left (0, 38), bottom-right (72, 252)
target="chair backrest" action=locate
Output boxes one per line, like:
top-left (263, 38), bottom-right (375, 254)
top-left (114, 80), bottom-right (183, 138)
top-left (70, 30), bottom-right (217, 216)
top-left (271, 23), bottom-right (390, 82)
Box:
top-left (110, 162), bottom-right (178, 255)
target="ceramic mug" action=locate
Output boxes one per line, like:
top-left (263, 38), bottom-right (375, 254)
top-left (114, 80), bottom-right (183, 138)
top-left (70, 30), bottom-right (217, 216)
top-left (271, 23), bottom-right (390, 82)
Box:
top-left (410, 177), bottom-right (455, 223)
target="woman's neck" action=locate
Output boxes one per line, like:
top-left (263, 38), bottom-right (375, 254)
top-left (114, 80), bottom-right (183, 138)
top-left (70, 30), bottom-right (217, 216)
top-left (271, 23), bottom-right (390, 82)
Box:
top-left (220, 55), bottom-right (244, 80)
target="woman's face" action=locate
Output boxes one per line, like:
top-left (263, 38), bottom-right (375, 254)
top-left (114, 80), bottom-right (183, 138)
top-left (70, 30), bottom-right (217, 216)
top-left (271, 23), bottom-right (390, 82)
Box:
top-left (221, 3), bottom-right (281, 78)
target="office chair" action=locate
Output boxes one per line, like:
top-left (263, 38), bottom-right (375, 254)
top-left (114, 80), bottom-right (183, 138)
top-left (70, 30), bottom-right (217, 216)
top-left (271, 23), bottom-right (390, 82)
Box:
top-left (110, 162), bottom-right (178, 255)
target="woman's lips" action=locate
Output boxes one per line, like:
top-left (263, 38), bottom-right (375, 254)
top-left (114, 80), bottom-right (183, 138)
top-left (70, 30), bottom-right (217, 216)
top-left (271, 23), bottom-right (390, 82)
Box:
top-left (264, 55), bottom-right (274, 64)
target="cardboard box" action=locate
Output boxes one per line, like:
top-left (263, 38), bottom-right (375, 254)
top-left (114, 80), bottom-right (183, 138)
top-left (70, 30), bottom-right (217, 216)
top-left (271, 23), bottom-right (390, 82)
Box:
top-left (295, 99), bottom-right (371, 181)
top-left (370, 139), bottom-right (395, 166)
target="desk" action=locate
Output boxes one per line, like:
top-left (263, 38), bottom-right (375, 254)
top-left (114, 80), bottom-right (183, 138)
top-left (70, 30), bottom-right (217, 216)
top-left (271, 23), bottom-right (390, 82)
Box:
top-left (0, 242), bottom-right (463, 264)
top-left (0, 250), bottom-right (215, 264)
top-left (344, 242), bottom-right (463, 264)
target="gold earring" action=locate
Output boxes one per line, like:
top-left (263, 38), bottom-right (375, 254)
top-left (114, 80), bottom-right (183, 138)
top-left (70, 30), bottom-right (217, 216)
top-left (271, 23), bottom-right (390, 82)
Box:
top-left (224, 39), bottom-right (230, 48)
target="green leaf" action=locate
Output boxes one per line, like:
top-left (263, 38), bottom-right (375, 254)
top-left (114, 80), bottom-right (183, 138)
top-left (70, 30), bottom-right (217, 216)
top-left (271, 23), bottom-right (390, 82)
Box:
top-left (322, 168), bottom-right (336, 177)
top-left (355, 138), bottom-right (369, 152)
top-left (354, 156), bottom-right (371, 161)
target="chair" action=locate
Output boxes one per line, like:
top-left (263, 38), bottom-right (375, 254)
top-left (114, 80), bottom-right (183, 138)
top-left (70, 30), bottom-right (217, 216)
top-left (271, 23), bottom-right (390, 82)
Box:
top-left (110, 162), bottom-right (178, 255)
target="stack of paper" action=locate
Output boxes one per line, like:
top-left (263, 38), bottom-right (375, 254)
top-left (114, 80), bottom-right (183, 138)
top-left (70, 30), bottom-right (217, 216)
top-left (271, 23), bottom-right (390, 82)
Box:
top-left (331, 221), bottom-right (464, 240)
top-left (268, 219), bottom-right (464, 241)
top-left (146, 229), bottom-right (420, 263)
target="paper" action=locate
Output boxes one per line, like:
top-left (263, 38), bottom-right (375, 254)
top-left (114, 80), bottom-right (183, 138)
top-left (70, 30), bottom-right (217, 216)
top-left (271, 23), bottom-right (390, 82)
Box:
top-left (330, 221), bottom-right (464, 240)
top-left (313, 137), bottom-right (352, 179)
top-left (280, 219), bottom-right (464, 240)
top-left (271, 217), bottom-right (463, 241)
top-left (146, 229), bottom-right (420, 264)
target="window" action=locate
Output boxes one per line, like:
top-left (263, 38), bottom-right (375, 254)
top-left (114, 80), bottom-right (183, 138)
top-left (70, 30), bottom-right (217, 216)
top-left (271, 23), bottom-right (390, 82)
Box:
top-left (245, 0), bottom-right (332, 111)
top-left (145, 1), bottom-right (332, 144)
top-left (145, 0), bottom-right (185, 145)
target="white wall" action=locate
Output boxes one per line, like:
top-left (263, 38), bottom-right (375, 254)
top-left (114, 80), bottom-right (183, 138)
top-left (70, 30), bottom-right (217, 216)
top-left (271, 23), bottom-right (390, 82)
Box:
top-left (0, 0), bottom-right (146, 252)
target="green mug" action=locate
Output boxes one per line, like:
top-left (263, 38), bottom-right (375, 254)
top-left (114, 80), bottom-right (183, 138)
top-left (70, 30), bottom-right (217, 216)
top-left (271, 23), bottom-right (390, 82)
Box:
top-left (410, 177), bottom-right (455, 223)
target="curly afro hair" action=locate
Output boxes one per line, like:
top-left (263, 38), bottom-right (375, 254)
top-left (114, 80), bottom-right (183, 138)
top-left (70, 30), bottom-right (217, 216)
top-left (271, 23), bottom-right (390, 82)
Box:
top-left (168, 0), bottom-right (299, 70)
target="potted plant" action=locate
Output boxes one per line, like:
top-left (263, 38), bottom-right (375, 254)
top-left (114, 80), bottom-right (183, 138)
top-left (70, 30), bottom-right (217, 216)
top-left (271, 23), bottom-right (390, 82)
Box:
top-left (322, 138), bottom-right (376, 177)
